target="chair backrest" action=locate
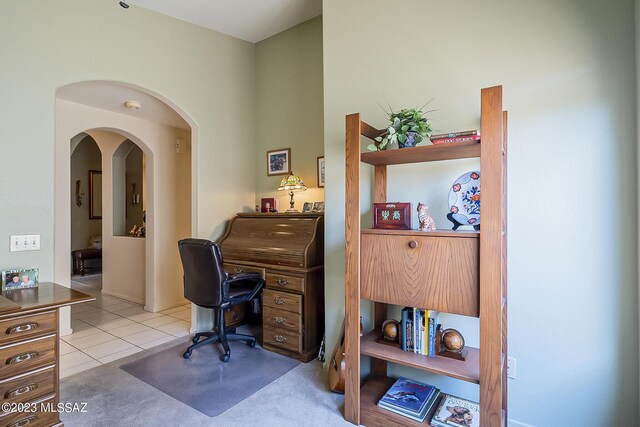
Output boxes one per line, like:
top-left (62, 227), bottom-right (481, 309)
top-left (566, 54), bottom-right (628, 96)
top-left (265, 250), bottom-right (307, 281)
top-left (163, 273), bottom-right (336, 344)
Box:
top-left (178, 238), bottom-right (227, 308)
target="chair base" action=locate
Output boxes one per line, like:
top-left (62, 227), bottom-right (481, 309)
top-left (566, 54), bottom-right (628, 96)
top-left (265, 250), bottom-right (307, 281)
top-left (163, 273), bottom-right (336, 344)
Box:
top-left (183, 329), bottom-right (257, 362)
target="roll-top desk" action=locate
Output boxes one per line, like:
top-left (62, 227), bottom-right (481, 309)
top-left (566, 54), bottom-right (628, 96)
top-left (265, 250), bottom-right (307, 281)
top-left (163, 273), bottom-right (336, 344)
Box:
top-left (0, 283), bottom-right (94, 427)
top-left (219, 213), bottom-right (324, 362)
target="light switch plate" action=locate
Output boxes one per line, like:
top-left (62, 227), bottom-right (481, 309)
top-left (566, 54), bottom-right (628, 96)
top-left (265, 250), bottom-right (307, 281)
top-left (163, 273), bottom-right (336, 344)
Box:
top-left (10, 235), bottom-right (40, 251)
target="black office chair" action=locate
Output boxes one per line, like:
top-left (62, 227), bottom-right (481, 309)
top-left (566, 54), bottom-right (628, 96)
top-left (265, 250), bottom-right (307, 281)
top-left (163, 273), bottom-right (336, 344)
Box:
top-left (178, 238), bottom-right (264, 362)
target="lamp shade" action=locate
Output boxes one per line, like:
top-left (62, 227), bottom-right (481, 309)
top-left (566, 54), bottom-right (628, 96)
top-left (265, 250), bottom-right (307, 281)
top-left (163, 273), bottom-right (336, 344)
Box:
top-left (278, 174), bottom-right (307, 192)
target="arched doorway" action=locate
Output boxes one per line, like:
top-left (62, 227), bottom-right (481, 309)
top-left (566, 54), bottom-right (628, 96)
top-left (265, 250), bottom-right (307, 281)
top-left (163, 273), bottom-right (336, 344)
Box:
top-left (55, 81), bottom-right (197, 338)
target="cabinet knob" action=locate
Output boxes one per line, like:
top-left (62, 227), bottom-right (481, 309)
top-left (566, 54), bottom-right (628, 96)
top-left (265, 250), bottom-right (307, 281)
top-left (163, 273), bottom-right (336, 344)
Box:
top-left (6, 323), bottom-right (38, 334)
top-left (274, 297), bottom-right (286, 305)
top-left (408, 240), bottom-right (418, 249)
top-left (274, 334), bottom-right (287, 343)
top-left (276, 278), bottom-right (288, 286)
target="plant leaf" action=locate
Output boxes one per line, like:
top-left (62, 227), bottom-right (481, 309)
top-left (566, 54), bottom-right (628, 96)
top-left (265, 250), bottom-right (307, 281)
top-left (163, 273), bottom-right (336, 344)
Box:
top-left (367, 143), bottom-right (378, 151)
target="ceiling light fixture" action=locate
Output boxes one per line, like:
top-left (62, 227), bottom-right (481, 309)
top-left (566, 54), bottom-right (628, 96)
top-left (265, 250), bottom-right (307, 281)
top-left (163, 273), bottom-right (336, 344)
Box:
top-left (119, 1), bottom-right (129, 9)
top-left (124, 100), bottom-right (141, 110)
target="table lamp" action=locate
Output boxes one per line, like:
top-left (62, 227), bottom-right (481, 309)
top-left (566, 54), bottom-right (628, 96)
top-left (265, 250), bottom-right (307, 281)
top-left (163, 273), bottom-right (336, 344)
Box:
top-left (278, 173), bottom-right (307, 212)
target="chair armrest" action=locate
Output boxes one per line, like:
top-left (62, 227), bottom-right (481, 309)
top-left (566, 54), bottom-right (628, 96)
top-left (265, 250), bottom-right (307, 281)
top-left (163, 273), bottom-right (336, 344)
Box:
top-left (223, 272), bottom-right (265, 302)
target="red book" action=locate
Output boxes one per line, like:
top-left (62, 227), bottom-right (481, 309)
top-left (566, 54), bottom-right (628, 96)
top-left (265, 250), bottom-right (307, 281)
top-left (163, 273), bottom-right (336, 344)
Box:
top-left (430, 135), bottom-right (481, 144)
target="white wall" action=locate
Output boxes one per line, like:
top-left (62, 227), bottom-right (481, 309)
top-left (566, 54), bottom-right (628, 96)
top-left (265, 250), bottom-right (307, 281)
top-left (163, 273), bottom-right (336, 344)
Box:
top-left (323, 0), bottom-right (638, 425)
top-left (57, 100), bottom-right (191, 310)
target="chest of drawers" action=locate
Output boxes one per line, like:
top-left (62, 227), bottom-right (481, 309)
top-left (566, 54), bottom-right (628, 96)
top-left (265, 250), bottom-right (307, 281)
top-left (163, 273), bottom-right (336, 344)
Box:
top-left (0, 284), bottom-right (93, 427)
top-left (219, 213), bottom-right (324, 362)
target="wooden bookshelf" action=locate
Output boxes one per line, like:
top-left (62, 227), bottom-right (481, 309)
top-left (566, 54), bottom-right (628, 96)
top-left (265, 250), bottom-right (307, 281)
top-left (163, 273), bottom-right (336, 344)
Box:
top-left (360, 331), bottom-right (480, 383)
top-left (361, 141), bottom-right (480, 166)
top-left (344, 86), bottom-right (508, 426)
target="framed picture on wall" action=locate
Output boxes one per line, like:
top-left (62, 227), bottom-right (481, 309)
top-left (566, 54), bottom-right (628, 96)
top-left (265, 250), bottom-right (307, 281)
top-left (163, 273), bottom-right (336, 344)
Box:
top-left (267, 148), bottom-right (291, 176)
top-left (317, 156), bottom-right (325, 187)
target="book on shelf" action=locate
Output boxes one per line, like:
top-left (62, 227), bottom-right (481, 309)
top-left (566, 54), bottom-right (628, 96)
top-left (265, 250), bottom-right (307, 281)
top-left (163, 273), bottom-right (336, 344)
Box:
top-left (427, 311), bottom-right (440, 358)
top-left (431, 135), bottom-right (481, 144)
top-left (401, 307), bottom-right (410, 351)
top-left (431, 393), bottom-right (480, 427)
top-left (377, 377), bottom-right (440, 422)
top-left (430, 130), bottom-right (478, 140)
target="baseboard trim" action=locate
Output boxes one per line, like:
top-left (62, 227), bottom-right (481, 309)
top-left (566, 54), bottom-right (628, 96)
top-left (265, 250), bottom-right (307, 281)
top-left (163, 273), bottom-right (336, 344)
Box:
top-left (59, 328), bottom-right (73, 337)
top-left (509, 420), bottom-right (534, 427)
top-left (101, 289), bottom-right (145, 305)
top-left (154, 300), bottom-right (190, 312)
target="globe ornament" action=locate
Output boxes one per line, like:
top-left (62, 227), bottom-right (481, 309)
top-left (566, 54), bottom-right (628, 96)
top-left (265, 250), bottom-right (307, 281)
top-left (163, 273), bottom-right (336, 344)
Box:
top-left (437, 327), bottom-right (468, 361)
top-left (382, 320), bottom-right (400, 342)
top-left (442, 329), bottom-right (465, 352)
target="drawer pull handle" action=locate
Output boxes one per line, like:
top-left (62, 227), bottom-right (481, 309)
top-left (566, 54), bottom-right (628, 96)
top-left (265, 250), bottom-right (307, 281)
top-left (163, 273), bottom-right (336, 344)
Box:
top-left (6, 352), bottom-right (39, 365)
top-left (233, 268), bottom-right (244, 274)
top-left (274, 297), bottom-right (286, 305)
top-left (8, 416), bottom-right (38, 427)
top-left (276, 278), bottom-right (288, 286)
top-left (6, 323), bottom-right (39, 334)
top-left (408, 240), bottom-right (418, 249)
top-left (5, 383), bottom-right (38, 399)
top-left (274, 316), bottom-right (286, 324)
top-left (274, 334), bottom-right (287, 343)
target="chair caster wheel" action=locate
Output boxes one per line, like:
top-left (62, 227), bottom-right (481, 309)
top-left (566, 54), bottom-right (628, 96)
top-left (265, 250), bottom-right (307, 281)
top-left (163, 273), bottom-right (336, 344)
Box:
top-left (222, 353), bottom-right (230, 362)
top-left (192, 336), bottom-right (199, 344)
top-left (183, 351), bottom-right (191, 359)
top-left (248, 340), bottom-right (256, 348)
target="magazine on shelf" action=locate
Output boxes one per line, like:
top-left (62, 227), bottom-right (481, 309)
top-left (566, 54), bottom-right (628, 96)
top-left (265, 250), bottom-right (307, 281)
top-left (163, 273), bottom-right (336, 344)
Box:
top-left (377, 377), bottom-right (437, 415)
top-left (431, 393), bottom-right (480, 427)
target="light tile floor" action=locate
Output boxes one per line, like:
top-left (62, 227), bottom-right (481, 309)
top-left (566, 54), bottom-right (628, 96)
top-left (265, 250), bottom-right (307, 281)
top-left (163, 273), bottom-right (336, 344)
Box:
top-left (61, 274), bottom-right (191, 378)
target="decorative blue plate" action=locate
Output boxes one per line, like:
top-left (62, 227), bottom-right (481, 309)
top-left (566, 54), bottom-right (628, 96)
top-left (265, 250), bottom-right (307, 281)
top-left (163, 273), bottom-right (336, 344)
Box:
top-left (448, 171), bottom-right (481, 226)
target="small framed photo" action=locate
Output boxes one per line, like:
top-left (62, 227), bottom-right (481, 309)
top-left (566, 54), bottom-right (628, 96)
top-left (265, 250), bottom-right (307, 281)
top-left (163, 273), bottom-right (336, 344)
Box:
top-left (373, 202), bottom-right (412, 230)
top-left (317, 156), bottom-right (325, 187)
top-left (267, 148), bottom-right (291, 176)
top-left (2, 268), bottom-right (39, 291)
top-left (261, 198), bottom-right (278, 213)
top-left (302, 202), bottom-right (313, 213)
top-left (312, 202), bottom-right (325, 213)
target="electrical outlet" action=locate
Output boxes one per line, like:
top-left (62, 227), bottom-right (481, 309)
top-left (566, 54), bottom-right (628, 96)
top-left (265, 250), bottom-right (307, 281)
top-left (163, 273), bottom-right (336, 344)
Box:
top-left (507, 357), bottom-right (517, 379)
top-left (10, 235), bottom-right (41, 252)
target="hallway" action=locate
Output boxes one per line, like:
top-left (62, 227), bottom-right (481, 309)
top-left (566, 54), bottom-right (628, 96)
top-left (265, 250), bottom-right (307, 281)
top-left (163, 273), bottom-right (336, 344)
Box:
top-left (60, 274), bottom-right (191, 378)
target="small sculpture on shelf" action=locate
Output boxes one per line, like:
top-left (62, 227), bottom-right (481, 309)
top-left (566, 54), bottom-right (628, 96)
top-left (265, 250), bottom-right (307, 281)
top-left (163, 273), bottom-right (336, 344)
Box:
top-left (435, 325), bottom-right (468, 361)
top-left (381, 319), bottom-right (400, 343)
top-left (417, 203), bottom-right (437, 231)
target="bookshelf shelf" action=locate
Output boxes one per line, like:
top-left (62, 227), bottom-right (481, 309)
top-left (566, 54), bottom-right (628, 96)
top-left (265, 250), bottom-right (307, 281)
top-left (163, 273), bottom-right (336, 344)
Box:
top-left (360, 141), bottom-right (480, 166)
top-left (360, 331), bottom-right (480, 383)
top-left (344, 86), bottom-right (508, 426)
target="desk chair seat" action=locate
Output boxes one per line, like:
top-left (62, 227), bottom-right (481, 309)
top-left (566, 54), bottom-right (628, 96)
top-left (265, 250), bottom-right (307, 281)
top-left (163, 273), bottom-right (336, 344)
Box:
top-left (178, 238), bottom-right (264, 362)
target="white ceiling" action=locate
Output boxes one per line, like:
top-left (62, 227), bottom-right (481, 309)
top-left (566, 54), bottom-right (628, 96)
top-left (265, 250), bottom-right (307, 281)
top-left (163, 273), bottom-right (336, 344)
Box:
top-left (127, 0), bottom-right (322, 43)
top-left (57, 81), bottom-right (190, 130)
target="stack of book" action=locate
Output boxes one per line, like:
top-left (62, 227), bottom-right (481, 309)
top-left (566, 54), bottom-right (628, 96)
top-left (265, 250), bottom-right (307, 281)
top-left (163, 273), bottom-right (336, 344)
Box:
top-left (430, 130), bottom-right (480, 145)
top-left (377, 377), bottom-right (440, 422)
top-left (400, 307), bottom-right (439, 357)
top-left (430, 393), bottom-right (480, 427)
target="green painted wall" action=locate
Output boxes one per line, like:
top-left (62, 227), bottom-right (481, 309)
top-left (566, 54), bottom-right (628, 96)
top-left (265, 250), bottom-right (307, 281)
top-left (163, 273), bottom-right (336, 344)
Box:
top-left (255, 17), bottom-right (324, 211)
top-left (0, 0), bottom-right (256, 279)
top-left (323, 0), bottom-right (637, 425)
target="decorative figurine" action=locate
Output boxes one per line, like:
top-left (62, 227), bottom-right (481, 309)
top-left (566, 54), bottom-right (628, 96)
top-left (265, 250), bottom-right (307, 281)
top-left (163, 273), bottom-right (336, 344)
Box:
top-left (435, 325), bottom-right (468, 361)
top-left (417, 203), bottom-right (437, 231)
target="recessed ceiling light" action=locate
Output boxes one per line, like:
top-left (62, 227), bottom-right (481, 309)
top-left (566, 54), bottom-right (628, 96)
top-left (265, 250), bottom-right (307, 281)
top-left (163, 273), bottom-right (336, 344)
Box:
top-left (124, 100), bottom-right (141, 110)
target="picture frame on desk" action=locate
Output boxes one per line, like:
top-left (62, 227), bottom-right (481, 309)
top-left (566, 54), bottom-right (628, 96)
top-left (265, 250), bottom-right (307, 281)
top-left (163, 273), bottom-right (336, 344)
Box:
top-left (372, 202), bottom-right (412, 230)
top-left (260, 198), bottom-right (278, 213)
top-left (302, 202), bottom-right (313, 213)
top-left (2, 268), bottom-right (39, 291)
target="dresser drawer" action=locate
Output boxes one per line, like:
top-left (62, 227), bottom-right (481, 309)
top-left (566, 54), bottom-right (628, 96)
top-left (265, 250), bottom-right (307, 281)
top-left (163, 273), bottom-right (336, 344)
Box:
top-left (263, 289), bottom-right (302, 314)
top-left (0, 336), bottom-right (56, 380)
top-left (262, 326), bottom-right (302, 353)
top-left (263, 306), bottom-right (302, 333)
top-left (0, 366), bottom-right (55, 406)
top-left (265, 272), bottom-right (304, 294)
top-left (0, 312), bottom-right (57, 346)
top-left (223, 263), bottom-right (265, 278)
top-left (361, 233), bottom-right (479, 317)
top-left (0, 395), bottom-right (58, 427)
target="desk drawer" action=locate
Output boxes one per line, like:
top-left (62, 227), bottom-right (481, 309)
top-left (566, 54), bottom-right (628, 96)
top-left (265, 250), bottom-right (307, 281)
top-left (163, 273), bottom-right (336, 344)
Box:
top-left (0, 366), bottom-right (55, 406)
top-left (263, 306), bottom-right (302, 333)
top-left (263, 289), bottom-right (301, 315)
top-left (263, 326), bottom-right (302, 353)
top-left (0, 312), bottom-right (57, 346)
top-left (265, 272), bottom-right (304, 294)
top-left (223, 263), bottom-right (265, 278)
top-left (0, 395), bottom-right (58, 427)
top-left (361, 233), bottom-right (479, 317)
top-left (0, 336), bottom-right (56, 380)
